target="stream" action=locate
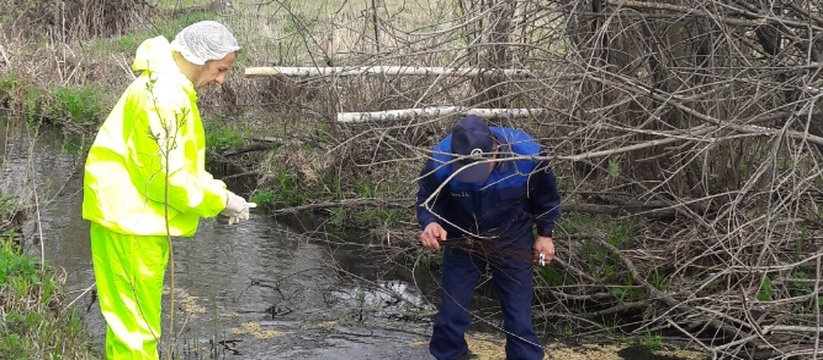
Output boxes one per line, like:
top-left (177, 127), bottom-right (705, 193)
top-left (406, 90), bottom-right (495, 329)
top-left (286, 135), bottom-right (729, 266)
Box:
top-left (1, 123), bottom-right (435, 359)
top-left (0, 121), bottom-right (708, 360)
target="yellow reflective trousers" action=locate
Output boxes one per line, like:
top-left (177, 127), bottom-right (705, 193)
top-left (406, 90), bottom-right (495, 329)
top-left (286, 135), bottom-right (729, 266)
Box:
top-left (91, 222), bottom-right (169, 359)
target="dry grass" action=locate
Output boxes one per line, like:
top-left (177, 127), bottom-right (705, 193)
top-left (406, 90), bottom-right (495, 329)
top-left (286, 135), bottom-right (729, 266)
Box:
top-left (409, 332), bottom-right (708, 360)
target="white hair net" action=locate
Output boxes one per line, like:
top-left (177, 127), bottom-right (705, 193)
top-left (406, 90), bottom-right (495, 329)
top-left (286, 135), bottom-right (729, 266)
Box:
top-left (170, 21), bottom-right (240, 65)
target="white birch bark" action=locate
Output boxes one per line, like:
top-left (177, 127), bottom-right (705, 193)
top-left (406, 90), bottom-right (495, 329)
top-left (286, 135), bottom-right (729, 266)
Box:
top-left (245, 66), bottom-right (539, 79)
top-left (336, 107), bottom-right (545, 122)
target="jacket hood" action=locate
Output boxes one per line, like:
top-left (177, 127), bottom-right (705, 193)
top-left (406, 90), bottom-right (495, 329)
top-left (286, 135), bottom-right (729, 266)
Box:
top-left (131, 36), bottom-right (181, 74)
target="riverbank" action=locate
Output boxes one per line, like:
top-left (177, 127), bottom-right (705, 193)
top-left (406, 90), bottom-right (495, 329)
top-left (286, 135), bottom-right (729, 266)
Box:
top-left (0, 196), bottom-right (98, 359)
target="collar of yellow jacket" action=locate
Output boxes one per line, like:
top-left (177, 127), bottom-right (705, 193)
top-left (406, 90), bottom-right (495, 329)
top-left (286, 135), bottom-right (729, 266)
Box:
top-left (131, 36), bottom-right (195, 94)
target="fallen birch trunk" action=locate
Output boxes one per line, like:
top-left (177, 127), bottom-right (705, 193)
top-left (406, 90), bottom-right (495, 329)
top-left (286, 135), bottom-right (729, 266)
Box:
top-left (245, 66), bottom-right (539, 79)
top-left (336, 107), bottom-right (545, 123)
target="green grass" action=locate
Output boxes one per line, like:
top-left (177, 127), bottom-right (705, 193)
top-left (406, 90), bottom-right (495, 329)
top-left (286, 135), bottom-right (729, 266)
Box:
top-left (250, 188), bottom-right (277, 207)
top-left (54, 85), bottom-right (102, 124)
top-left (642, 330), bottom-right (662, 350)
top-left (0, 72), bottom-right (109, 127)
top-left (757, 276), bottom-right (773, 301)
top-left (0, 238), bottom-right (98, 359)
top-left (276, 168), bottom-right (302, 203)
top-left (0, 192), bottom-right (97, 359)
top-left (203, 121), bottom-right (245, 153)
top-left (537, 266), bottom-right (567, 287)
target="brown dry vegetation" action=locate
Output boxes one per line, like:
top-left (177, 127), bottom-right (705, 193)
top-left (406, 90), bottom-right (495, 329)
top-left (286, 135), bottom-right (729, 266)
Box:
top-left (3, 0), bottom-right (823, 359)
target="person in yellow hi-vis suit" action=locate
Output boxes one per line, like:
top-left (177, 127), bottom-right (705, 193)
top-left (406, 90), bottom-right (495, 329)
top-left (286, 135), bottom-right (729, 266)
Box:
top-left (82, 21), bottom-right (255, 359)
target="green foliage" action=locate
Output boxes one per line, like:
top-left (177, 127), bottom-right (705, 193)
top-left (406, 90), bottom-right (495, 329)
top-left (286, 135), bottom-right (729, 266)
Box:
top-left (581, 221), bottom-right (633, 282)
top-left (582, 239), bottom-right (608, 273)
top-left (757, 276), bottom-right (773, 301)
top-left (352, 208), bottom-right (376, 225)
top-left (650, 268), bottom-right (666, 291)
top-left (788, 270), bottom-right (811, 297)
top-left (0, 193), bottom-right (16, 218)
top-left (538, 266), bottom-right (566, 287)
top-left (267, 167), bottom-right (306, 205)
top-left (306, 172), bottom-right (414, 228)
top-left (0, 72), bottom-right (19, 94)
top-left (377, 208), bottom-right (407, 226)
top-left (250, 188), bottom-right (277, 207)
top-left (608, 222), bottom-right (632, 247)
top-left (329, 207), bottom-right (346, 227)
top-left (642, 331), bottom-right (662, 350)
top-left (351, 207), bottom-right (409, 227)
top-left (0, 331), bottom-right (25, 360)
top-left (278, 172), bottom-right (299, 201)
top-left (0, 195), bottom-right (90, 359)
top-left (2, 229), bottom-right (22, 251)
top-left (203, 121), bottom-right (244, 153)
top-left (609, 275), bottom-right (640, 302)
top-left (54, 85), bottom-right (102, 124)
top-left (608, 156), bottom-right (620, 178)
top-left (119, 34), bottom-right (138, 50)
top-left (605, 315), bottom-right (621, 335)
top-left (0, 243), bottom-right (42, 287)
top-left (0, 73), bottom-right (47, 123)
top-left (560, 322), bottom-right (574, 337)
top-left (0, 238), bottom-right (97, 359)
top-left (58, 130), bottom-right (91, 156)
top-left (412, 250), bottom-right (442, 269)
top-left (85, 33), bottom-right (143, 57)
top-left (283, 14), bottom-right (298, 34)
top-left (359, 180), bottom-right (374, 198)
top-left (0, 73), bottom-right (105, 127)
top-left (23, 88), bottom-right (49, 126)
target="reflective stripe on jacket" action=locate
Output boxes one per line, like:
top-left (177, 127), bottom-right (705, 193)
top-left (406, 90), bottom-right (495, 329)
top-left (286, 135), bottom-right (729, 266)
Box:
top-left (82, 36), bottom-right (227, 237)
top-left (415, 127), bottom-right (561, 242)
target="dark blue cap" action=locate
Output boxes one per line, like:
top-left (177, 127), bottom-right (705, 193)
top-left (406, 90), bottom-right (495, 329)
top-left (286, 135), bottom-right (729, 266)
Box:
top-left (450, 115), bottom-right (496, 183)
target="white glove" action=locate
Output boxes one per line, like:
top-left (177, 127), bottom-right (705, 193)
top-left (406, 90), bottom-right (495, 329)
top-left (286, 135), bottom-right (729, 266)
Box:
top-left (221, 191), bottom-right (247, 217)
top-left (228, 202), bottom-right (257, 225)
top-left (221, 191), bottom-right (257, 225)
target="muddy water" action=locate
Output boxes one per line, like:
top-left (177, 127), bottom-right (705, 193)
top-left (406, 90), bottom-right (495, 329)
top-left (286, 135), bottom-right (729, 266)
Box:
top-left (1, 122), bottom-right (707, 360)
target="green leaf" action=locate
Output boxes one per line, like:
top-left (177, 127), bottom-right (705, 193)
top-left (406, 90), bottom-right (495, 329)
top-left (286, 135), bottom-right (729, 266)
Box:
top-left (757, 277), bottom-right (773, 301)
top-left (608, 156), bottom-right (620, 178)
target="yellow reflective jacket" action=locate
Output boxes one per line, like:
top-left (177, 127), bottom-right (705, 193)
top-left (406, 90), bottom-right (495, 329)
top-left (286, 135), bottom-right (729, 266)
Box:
top-left (82, 36), bottom-right (228, 237)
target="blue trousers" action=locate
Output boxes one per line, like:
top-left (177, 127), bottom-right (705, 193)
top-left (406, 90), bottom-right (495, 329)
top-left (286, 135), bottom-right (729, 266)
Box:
top-left (430, 244), bottom-right (544, 360)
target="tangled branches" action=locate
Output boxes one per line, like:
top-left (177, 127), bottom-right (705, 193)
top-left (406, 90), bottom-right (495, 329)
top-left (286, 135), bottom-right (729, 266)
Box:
top-left (528, 1), bottom-right (823, 359)
top-left (255, 1), bottom-right (823, 358)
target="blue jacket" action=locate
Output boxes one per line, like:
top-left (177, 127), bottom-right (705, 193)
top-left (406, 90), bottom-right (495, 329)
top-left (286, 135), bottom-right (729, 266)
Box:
top-left (415, 127), bottom-right (561, 243)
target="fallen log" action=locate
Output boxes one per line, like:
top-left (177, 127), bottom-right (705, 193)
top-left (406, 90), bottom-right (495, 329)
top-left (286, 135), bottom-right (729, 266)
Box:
top-left (245, 66), bottom-right (540, 79)
top-left (336, 107), bottom-right (545, 122)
